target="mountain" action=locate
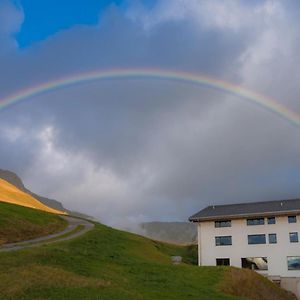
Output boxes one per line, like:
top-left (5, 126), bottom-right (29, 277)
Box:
top-left (0, 169), bottom-right (66, 212)
top-left (0, 178), bottom-right (65, 214)
top-left (0, 168), bottom-right (97, 220)
top-left (140, 221), bottom-right (197, 244)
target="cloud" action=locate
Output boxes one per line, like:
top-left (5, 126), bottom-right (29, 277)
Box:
top-left (1, 1), bottom-right (300, 226)
top-left (0, 0), bottom-right (24, 51)
top-left (127, 0), bottom-right (283, 32)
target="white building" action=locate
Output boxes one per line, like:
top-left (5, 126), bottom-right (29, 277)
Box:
top-left (189, 199), bottom-right (300, 297)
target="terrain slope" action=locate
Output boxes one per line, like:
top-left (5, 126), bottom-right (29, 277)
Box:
top-left (0, 202), bottom-right (295, 300)
top-left (0, 169), bottom-right (66, 212)
top-left (0, 201), bottom-right (67, 245)
top-left (0, 169), bottom-right (95, 220)
top-left (0, 178), bottom-right (65, 215)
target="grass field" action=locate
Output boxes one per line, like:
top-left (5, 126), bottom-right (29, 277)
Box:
top-left (0, 202), bottom-right (67, 245)
top-left (0, 205), bottom-right (294, 300)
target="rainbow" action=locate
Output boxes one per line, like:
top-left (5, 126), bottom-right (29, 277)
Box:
top-left (0, 68), bottom-right (299, 127)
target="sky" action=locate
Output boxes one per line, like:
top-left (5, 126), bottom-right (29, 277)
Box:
top-left (1, 0), bottom-right (300, 227)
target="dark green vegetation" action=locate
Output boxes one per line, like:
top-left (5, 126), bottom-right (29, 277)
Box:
top-left (0, 204), bottom-right (294, 300)
top-left (0, 202), bottom-right (67, 245)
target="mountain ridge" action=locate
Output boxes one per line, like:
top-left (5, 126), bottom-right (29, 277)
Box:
top-left (0, 168), bottom-right (96, 220)
top-left (0, 169), bottom-right (66, 212)
top-left (0, 178), bottom-right (65, 214)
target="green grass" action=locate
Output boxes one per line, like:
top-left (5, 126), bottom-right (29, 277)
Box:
top-left (0, 202), bottom-right (294, 300)
top-left (0, 201), bottom-right (67, 245)
top-left (0, 218), bottom-right (294, 300)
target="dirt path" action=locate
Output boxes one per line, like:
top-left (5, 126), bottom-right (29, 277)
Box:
top-left (0, 216), bottom-right (94, 252)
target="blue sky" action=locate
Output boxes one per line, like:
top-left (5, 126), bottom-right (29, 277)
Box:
top-left (17, 0), bottom-right (126, 47)
top-left (17, 0), bottom-right (158, 47)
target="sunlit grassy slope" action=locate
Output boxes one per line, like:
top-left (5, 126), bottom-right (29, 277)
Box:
top-left (0, 201), bottom-right (67, 245)
top-left (0, 204), bottom-right (294, 300)
top-left (0, 178), bottom-right (65, 215)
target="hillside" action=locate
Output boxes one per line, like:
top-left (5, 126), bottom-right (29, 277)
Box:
top-left (0, 178), bottom-right (65, 215)
top-left (0, 203), bottom-right (294, 300)
top-left (140, 222), bottom-right (197, 244)
top-left (0, 169), bottom-right (66, 212)
top-left (0, 201), bottom-right (67, 245)
top-left (0, 169), bottom-right (95, 220)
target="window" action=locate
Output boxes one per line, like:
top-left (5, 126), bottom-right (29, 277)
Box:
top-left (216, 258), bottom-right (230, 266)
top-left (215, 236), bottom-right (232, 246)
top-left (242, 257), bottom-right (268, 270)
top-left (247, 218), bottom-right (265, 226)
top-left (248, 234), bottom-right (266, 244)
top-left (215, 220), bottom-right (231, 228)
top-left (289, 232), bottom-right (299, 243)
top-left (267, 217), bottom-right (276, 224)
top-left (288, 216), bottom-right (297, 223)
top-left (268, 233), bottom-right (277, 244)
top-left (287, 257), bottom-right (300, 270)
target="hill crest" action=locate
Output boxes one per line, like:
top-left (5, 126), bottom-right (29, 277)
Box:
top-left (0, 178), bottom-right (65, 215)
top-left (0, 169), bottom-right (66, 212)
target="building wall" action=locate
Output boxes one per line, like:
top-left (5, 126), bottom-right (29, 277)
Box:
top-left (198, 215), bottom-right (300, 277)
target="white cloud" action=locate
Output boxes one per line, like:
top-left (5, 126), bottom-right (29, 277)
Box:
top-left (128, 0), bottom-right (283, 32)
top-left (0, 125), bottom-right (25, 142)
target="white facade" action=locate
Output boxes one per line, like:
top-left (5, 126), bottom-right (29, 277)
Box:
top-left (197, 214), bottom-right (300, 278)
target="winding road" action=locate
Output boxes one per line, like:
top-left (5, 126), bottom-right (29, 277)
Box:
top-left (0, 216), bottom-right (95, 252)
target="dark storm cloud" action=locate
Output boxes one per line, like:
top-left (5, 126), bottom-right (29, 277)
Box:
top-left (1, 1), bottom-right (300, 226)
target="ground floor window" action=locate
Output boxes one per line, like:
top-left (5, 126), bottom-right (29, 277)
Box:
top-left (216, 258), bottom-right (230, 266)
top-left (241, 257), bottom-right (268, 270)
top-left (287, 257), bottom-right (300, 270)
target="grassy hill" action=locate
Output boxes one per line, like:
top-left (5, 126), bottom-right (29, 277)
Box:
top-left (0, 169), bottom-right (95, 220)
top-left (0, 204), bottom-right (294, 300)
top-left (0, 201), bottom-right (67, 245)
top-left (0, 178), bottom-right (65, 215)
top-left (0, 168), bottom-right (67, 212)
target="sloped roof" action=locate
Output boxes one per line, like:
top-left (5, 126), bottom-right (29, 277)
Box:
top-left (189, 199), bottom-right (300, 222)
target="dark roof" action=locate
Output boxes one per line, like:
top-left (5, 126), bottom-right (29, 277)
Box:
top-left (189, 199), bottom-right (300, 222)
